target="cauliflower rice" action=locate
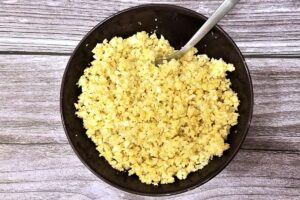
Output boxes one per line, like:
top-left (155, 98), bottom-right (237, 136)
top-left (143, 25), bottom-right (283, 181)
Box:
top-left (75, 31), bottom-right (239, 185)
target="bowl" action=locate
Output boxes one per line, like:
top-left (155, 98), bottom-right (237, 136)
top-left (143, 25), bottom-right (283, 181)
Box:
top-left (60, 4), bottom-right (253, 196)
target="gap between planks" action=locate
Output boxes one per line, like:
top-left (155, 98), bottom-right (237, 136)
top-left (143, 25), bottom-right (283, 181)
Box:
top-left (0, 51), bottom-right (299, 59)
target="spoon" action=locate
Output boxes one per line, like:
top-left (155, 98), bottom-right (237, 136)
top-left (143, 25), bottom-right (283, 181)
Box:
top-left (155, 0), bottom-right (240, 65)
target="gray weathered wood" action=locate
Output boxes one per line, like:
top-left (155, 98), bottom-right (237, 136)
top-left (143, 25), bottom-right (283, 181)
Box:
top-left (1, 0), bottom-right (300, 199)
top-left (0, 55), bottom-right (299, 199)
top-left (0, 0), bottom-right (299, 56)
top-left (0, 144), bottom-right (299, 199)
top-left (243, 58), bottom-right (300, 151)
top-left (0, 55), bottom-right (299, 151)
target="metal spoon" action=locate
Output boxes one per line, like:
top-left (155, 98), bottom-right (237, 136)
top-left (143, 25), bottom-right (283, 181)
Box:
top-left (155, 0), bottom-right (240, 65)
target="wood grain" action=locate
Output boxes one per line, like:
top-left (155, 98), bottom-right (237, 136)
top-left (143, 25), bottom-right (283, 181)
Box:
top-left (0, 0), bottom-right (300, 56)
top-left (0, 55), bottom-right (299, 151)
top-left (0, 144), bottom-right (299, 199)
top-left (243, 58), bottom-right (300, 151)
top-left (1, 0), bottom-right (300, 198)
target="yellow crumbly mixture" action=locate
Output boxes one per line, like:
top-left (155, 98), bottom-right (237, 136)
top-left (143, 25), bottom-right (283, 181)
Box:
top-left (75, 31), bottom-right (239, 185)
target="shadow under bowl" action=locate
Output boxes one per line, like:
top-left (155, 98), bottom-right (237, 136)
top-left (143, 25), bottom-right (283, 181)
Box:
top-left (60, 4), bottom-right (253, 196)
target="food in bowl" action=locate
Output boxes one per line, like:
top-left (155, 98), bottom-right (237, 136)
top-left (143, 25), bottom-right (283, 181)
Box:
top-left (75, 31), bottom-right (239, 185)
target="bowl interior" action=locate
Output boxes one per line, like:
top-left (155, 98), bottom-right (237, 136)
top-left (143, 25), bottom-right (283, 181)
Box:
top-left (61, 4), bottom-right (253, 196)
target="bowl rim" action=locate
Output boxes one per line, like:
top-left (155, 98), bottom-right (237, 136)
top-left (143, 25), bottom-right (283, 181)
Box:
top-left (60, 3), bottom-right (254, 197)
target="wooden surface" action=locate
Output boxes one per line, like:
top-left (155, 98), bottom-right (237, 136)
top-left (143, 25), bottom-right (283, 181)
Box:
top-left (0, 0), bottom-right (299, 199)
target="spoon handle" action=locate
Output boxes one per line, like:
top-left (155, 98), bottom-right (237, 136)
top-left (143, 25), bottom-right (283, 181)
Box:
top-left (182, 0), bottom-right (240, 52)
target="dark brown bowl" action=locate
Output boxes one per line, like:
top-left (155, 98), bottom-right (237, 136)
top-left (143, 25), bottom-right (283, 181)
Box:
top-left (60, 4), bottom-right (253, 196)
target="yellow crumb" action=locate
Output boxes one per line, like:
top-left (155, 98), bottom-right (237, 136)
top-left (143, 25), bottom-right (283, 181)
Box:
top-left (75, 31), bottom-right (239, 185)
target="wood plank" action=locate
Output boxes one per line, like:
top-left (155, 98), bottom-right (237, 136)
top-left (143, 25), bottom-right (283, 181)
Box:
top-left (0, 55), bottom-right (67, 145)
top-left (0, 0), bottom-right (300, 56)
top-left (0, 55), bottom-right (299, 152)
top-left (243, 58), bottom-right (300, 151)
top-left (0, 144), bottom-right (299, 199)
